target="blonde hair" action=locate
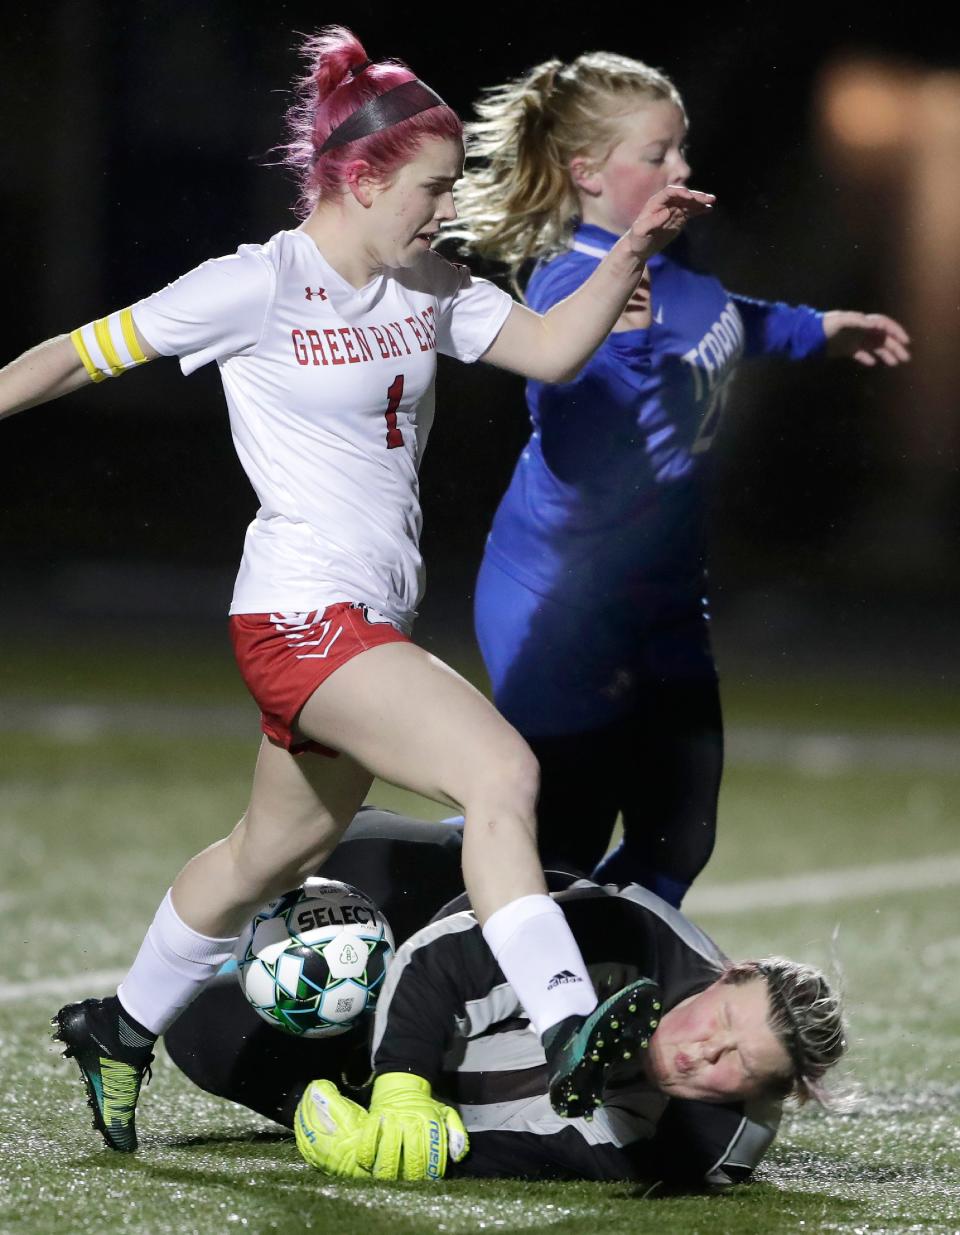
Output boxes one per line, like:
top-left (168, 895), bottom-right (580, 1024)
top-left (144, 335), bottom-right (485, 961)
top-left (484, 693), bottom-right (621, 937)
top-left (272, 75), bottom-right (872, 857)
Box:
top-left (451, 52), bottom-right (684, 286)
top-left (724, 958), bottom-right (848, 1106)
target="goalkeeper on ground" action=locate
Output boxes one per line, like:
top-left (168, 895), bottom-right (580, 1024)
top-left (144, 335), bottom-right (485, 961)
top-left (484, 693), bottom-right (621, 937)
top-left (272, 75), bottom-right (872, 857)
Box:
top-left (166, 809), bottom-right (845, 1190)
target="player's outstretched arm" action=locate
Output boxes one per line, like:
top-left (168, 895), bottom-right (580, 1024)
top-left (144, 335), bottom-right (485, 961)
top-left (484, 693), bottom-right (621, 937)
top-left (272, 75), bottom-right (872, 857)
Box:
top-left (480, 183), bottom-right (715, 383)
top-left (0, 336), bottom-right (91, 421)
top-left (822, 311), bottom-right (911, 367)
top-left (0, 316), bottom-right (160, 422)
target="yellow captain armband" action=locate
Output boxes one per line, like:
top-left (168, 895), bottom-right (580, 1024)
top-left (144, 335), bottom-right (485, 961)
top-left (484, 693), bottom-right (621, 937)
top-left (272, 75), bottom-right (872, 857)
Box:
top-left (70, 308), bottom-right (149, 383)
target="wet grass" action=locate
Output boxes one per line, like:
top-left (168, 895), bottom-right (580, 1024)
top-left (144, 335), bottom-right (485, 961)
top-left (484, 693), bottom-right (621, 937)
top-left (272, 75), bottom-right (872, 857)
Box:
top-left (2, 1061), bottom-right (958, 1234)
top-left (2, 639), bottom-right (960, 1233)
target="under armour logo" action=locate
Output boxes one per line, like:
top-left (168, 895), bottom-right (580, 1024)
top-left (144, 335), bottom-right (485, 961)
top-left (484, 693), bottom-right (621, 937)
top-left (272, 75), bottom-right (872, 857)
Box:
top-left (547, 969), bottom-right (583, 990)
top-left (304, 286), bottom-right (327, 301)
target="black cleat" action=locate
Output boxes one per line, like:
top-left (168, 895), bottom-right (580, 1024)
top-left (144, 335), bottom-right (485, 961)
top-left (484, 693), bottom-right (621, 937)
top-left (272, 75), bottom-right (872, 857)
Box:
top-left (52, 997), bottom-right (155, 1152)
top-left (544, 978), bottom-right (662, 1119)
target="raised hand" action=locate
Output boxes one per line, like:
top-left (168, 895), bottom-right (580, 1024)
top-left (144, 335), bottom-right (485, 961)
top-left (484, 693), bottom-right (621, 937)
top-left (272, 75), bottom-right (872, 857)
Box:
top-left (629, 184), bottom-right (715, 263)
top-left (822, 311), bottom-right (911, 367)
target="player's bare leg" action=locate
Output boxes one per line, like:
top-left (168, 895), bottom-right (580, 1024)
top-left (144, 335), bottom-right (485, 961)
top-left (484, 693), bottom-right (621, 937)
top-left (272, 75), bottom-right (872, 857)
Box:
top-left (55, 743), bottom-right (372, 1151)
top-left (296, 641), bottom-right (545, 921)
top-left (171, 741), bottom-right (373, 936)
top-left (54, 639), bottom-right (489, 1153)
top-left (296, 641), bottom-right (657, 1115)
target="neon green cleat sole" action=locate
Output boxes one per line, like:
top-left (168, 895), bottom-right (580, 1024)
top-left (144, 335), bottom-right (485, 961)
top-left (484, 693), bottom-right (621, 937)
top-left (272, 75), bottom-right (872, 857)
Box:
top-left (547, 977), bottom-right (662, 1119)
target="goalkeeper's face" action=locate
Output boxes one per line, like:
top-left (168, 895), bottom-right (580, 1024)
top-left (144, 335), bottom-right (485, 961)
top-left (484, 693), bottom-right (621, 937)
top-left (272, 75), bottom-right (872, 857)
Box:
top-left (646, 977), bottom-right (791, 1103)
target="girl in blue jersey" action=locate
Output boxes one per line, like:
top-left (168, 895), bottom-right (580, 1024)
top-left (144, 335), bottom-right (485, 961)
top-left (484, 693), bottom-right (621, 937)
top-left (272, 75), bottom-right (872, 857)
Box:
top-left (456, 52), bottom-right (910, 906)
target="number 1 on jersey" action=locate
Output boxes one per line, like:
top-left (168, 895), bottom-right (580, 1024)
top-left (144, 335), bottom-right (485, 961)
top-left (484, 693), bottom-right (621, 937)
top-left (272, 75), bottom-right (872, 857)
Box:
top-left (384, 375), bottom-right (404, 449)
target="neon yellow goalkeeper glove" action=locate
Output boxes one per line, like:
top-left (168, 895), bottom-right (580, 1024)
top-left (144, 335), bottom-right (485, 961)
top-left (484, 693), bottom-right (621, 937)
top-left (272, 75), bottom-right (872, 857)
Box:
top-left (357, 1072), bottom-right (469, 1181)
top-left (295, 1079), bottom-right (373, 1179)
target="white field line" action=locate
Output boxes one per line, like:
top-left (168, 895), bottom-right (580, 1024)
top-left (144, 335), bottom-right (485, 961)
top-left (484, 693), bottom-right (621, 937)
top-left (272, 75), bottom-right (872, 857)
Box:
top-left (4, 852), bottom-right (960, 1005)
top-left (684, 851), bottom-right (960, 915)
top-left (0, 698), bottom-right (958, 773)
top-left (727, 725), bottom-right (960, 775)
top-left (1, 967), bottom-right (127, 1006)
top-left (0, 698), bottom-right (257, 741)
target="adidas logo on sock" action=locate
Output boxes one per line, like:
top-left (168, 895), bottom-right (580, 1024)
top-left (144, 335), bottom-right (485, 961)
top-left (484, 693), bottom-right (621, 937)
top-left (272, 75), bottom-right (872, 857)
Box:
top-left (547, 970), bottom-right (583, 990)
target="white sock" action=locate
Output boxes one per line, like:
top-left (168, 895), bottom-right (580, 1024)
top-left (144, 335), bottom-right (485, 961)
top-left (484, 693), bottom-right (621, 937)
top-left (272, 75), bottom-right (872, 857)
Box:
top-left (481, 894), bottom-right (597, 1037)
top-left (117, 891), bottom-right (239, 1036)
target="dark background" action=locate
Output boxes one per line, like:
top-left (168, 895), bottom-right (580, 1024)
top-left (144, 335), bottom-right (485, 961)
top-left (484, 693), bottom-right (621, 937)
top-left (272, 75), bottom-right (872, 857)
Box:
top-left (2, 1), bottom-right (957, 675)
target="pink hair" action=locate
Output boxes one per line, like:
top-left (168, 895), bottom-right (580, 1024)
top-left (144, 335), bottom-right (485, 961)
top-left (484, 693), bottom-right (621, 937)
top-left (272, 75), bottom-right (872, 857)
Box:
top-left (282, 26), bottom-right (463, 215)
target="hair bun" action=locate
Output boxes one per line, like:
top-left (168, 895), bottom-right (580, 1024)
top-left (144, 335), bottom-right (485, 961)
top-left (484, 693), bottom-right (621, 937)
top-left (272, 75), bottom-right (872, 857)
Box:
top-left (304, 25), bottom-right (373, 103)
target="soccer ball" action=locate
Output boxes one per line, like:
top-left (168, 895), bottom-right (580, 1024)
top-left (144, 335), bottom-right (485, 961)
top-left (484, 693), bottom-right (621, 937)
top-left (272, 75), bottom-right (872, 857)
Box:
top-left (235, 878), bottom-right (395, 1037)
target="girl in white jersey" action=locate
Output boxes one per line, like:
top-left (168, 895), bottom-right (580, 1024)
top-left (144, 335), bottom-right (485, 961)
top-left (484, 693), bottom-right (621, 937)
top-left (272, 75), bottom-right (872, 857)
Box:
top-left (0, 27), bottom-right (713, 1162)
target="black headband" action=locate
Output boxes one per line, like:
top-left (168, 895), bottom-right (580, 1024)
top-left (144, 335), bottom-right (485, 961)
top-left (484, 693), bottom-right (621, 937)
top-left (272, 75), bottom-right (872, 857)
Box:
top-left (317, 78), bottom-right (447, 155)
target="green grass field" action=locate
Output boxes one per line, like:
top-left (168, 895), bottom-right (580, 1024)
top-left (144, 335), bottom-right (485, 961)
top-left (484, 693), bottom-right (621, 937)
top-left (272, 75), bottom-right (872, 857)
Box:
top-left (1, 633), bottom-right (959, 1234)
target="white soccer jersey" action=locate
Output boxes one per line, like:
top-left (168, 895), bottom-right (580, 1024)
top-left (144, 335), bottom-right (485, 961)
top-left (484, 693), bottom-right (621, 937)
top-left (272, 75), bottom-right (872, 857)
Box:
top-left (131, 229), bottom-right (514, 628)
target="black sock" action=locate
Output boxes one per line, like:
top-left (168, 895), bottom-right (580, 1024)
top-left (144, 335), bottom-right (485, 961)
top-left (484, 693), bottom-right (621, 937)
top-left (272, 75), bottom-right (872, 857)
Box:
top-left (105, 994), bottom-right (158, 1047)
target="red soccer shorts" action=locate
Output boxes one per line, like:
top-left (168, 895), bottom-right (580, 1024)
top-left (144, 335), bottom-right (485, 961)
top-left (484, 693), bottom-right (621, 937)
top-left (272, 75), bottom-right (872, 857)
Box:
top-left (229, 602), bottom-right (411, 756)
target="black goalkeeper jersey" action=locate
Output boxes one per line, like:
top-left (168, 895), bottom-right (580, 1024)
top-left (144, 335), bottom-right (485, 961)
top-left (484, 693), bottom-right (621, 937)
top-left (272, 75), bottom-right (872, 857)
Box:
top-left (370, 871), bottom-right (780, 1187)
top-left (166, 809), bottom-right (779, 1189)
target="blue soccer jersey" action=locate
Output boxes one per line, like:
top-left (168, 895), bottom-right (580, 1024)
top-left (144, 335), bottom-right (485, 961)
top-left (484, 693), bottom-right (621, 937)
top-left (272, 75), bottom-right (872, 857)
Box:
top-left (482, 222), bottom-right (826, 615)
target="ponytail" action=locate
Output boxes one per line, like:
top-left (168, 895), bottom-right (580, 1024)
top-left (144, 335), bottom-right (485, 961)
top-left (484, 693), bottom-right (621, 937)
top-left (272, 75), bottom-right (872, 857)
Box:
top-left (452, 52), bottom-right (684, 289)
top-left (303, 24), bottom-right (371, 103)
